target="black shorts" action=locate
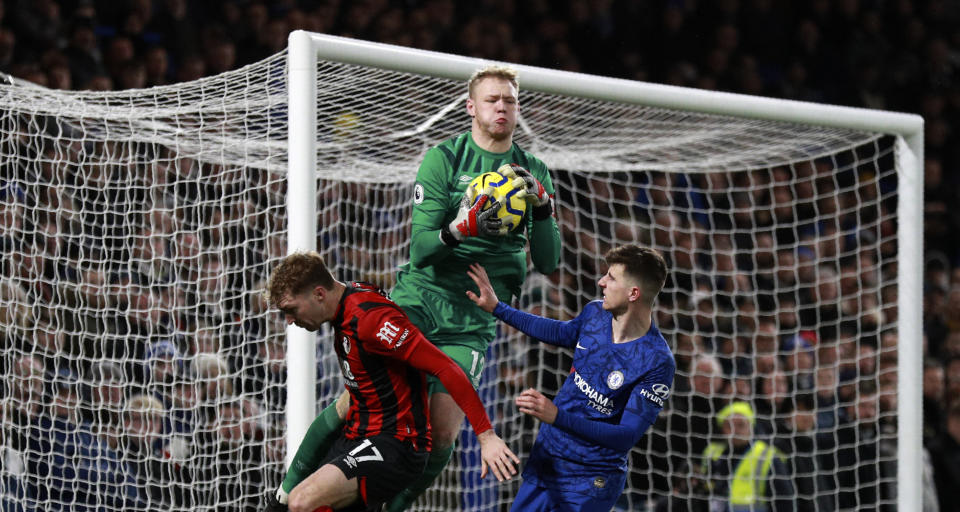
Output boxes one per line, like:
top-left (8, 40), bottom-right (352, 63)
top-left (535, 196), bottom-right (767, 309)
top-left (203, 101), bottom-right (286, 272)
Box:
top-left (323, 434), bottom-right (429, 510)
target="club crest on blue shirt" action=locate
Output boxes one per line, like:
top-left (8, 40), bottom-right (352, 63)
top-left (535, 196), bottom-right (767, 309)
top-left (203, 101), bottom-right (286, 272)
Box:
top-left (606, 370), bottom-right (624, 390)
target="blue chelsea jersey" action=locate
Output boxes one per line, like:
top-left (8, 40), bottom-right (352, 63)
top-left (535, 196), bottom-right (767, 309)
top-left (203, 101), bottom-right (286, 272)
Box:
top-left (496, 300), bottom-right (675, 498)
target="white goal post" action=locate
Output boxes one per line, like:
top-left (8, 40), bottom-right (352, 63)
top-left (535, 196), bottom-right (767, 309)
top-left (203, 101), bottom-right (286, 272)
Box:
top-left (0, 27), bottom-right (922, 512)
top-left (287, 30), bottom-right (923, 511)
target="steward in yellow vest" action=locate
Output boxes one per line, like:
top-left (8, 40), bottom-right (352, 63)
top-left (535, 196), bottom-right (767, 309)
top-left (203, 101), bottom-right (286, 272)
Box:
top-left (701, 402), bottom-right (796, 512)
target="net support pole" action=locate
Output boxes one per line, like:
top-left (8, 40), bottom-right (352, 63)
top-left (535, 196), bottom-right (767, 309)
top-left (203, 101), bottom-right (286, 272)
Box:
top-left (284, 30), bottom-right (318, 469)
top-left (897, 131), bottom-right (924, 512)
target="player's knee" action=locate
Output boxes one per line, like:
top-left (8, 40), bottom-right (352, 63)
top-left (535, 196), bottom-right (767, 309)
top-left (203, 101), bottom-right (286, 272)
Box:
top-left (430, 394), bottom-right (465, 449)
top-left (431, 424), bottom-right (459, 449)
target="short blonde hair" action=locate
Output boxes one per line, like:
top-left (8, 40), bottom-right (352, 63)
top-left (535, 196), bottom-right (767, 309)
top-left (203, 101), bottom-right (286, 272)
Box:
top-left (467, 65), bottom-right (519, 99)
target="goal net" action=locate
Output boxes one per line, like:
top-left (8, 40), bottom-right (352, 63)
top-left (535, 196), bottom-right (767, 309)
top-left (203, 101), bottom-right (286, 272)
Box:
top-left (0, 31), bottom-right (922, 512)
top-left (0, 55), bottom-right (290, 511)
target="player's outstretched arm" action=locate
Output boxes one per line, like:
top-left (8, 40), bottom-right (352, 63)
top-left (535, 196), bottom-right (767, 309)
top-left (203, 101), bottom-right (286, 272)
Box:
top-left (476, 429), bottom-right (521, 482)
top-left (400, 323), bottom-right (519, 480)
top-left (467, 262), bottom-right (581, 346)
top-left (465, 262), bottom-right (499, 313)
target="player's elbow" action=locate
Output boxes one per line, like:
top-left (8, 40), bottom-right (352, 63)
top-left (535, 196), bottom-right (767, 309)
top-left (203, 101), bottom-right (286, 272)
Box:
top-left (410, 253), bottom-right (429, 269)
top-left (532, 256), bottom-right (559, 275)
top-left (409, 234), bottom-right (444, 269)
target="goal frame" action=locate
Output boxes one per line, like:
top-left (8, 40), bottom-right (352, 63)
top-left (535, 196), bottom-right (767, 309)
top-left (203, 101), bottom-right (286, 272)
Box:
top-left (285, 30), bottom-right (924, 510)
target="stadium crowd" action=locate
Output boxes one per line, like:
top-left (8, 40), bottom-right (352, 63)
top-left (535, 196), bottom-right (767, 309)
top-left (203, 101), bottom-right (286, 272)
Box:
top-left (0, 0), bottom-right (959, 511)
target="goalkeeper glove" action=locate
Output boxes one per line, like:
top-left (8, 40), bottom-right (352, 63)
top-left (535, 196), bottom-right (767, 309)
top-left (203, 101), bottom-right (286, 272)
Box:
top-left (498, 163), bottom-right (552, 220)
top-left (264, 488), bottom-right (288, 512)
top-left (440, 185), bottom-right (505, 246)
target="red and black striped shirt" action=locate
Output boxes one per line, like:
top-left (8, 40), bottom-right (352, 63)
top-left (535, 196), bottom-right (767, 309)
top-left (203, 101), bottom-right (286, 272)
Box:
top-left (332, 282), bottom-right (492, 450)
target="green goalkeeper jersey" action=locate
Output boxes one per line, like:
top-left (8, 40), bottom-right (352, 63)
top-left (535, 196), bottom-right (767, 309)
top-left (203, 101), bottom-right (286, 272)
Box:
top-left (391, 132), bottom-right (561, 349)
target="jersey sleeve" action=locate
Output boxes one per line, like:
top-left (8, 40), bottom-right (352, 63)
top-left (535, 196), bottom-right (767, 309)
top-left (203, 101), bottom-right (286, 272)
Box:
top-left (356, 304), bottom-right (493, 436)
top-left (408, 148), bottom-right (456, 269)
top-left (525, 159), bottom-right (560, 274)
top-left (553, 350), bottom-right (676, 452)
top-left (403, 338), bottom-right (493, 436)
top-left (492, 301), bottom-right (582, 348)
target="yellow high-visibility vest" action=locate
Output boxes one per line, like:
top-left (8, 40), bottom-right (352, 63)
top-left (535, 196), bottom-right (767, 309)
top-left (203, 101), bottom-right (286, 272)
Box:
top-left (701, 440), bottom-right (783, 508)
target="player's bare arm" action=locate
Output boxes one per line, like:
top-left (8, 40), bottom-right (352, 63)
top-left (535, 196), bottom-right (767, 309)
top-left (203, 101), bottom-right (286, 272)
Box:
top-left (427, 365), bottom-right (519, 481)
top-left (404, 328), bottom-right (519, 481)
top-left (465, 263), bottom-right (498, 313)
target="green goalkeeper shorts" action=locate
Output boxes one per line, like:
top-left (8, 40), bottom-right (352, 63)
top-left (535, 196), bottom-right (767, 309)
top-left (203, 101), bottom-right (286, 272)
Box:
top-left (427, 344), bottom-right (485, 394)
top-left (391, 285), bottom-right (492, 394)
top-left (390, 282), bottom-right (496, 349)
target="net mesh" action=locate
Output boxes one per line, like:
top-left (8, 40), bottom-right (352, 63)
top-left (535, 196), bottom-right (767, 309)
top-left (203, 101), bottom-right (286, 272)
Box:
top-left (0, 54), bottom-right (289, 511)
top-left (0, 45), bottom-right (901, 512)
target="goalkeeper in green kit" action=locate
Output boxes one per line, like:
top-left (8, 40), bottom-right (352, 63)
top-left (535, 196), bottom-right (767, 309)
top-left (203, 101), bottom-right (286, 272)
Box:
top-left (267, 65), bottom-right (561, 512)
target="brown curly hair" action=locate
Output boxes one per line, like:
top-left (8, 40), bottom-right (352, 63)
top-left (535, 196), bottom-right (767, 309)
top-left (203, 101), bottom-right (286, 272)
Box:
top-left (264, 251), bottom-right (335, 307)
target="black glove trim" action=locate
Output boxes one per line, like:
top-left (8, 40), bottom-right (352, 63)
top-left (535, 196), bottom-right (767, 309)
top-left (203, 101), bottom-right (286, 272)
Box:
top-left (439, 225), bottom-right (462, 247)
top-left (532, 201), bottom-right (553, 221)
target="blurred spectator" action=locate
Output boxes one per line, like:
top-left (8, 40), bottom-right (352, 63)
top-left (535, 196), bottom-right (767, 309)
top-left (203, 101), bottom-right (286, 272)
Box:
top-left (931, 402), bottom-right (960, 511)
top-left (33, 368), bottom-right (137, 511)
top-left (945, 357), bottom-right (960, 409)
top-left (120, 393), bottom-right (186, 509)
top-left (143, 45), bottom-right (170, 86)
top-left (195, 398), bottom-right (265, 511)
top-left (770, 393), bottom-right (835, 512)
top-left (116, 58), bottom-right (146, 89)
top-left (781, 333), bottom-right (816, 392)
top-left (924, 358), bottom-right (946, 442)
top-left (62, 20), bottom-right (103, 89)
top-left (753, 363), bottom-right (791, 438)
top-left (204, 37), bottom-right (236, 75)
top-left (665, 354), bottom-right (731, 479)
top-left (82, 360), bottom-right (127, 450)
top-left (169, 365), bottom-right (199, 437)
top-left (192, 352), bottom-right (234, 422)
top-left (752, 319), bottom-right (780, 374)
top-left (242, 336), bottom-right (286, 421)
top-left (701, 401), bottom-right (795, 511)
top-left (143, 338), bottom-right (182, 409)
top-left (0, 27), bottom-right (15, 73)
top-left (826, 380), bottom-right (896, 512)
top-left (813, 365), bottom-right (844, 432)
top-left (1, 354), bottom-right (47, 507)
top-left (189, 321), bottom-right (222, 355)
top-left (174, 53), bottom-right (205, 82)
